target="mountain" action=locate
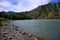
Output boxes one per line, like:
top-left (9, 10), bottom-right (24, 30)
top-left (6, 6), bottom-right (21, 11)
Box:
top-left (0, 2), bottom-right (60, 19)
top-left (6, 11), bottom-right (17, 14)
top-left (26, 2), bottom-right (60, 19)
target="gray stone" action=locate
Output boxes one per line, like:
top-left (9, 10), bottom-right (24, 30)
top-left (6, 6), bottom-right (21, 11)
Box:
top-left (28, 34), bottom-right (32, 37)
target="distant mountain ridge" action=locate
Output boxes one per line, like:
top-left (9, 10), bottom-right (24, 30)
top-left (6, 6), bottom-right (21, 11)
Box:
top-left (0, 2), bottom-right (60, 19)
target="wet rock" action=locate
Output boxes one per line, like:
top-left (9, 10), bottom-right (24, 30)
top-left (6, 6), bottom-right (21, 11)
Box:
top-left (13, 34), bottom-right (15, 37)
top-left (28, 34), bottom-right (32, 37)
top-left (8, 36), bottom-right (13, 40)
top-left (25, 32), bottom-right (29, 35)
top-left (2, 35), bottom-right (6, 37)
top-left (4, 38), bottom-right (7, 40)
top-left (19, 31), bottom-right (22, 33)
top-left (9, 37), bottom-right (12, 40)
top-left (21, 31), bottom-right (26, 35)
top-left (34, 37), bottom-right (39, 40)
top-left (2, 37), bottom-right (8, 40)
top-left (3, 31), bottom-right (8, 34)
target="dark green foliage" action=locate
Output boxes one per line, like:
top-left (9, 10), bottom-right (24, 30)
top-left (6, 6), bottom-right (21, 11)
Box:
top-left (9, 13), bottom-right (27, 20)
top-left (0, 21), bottom-right (2, 26)
top-left (0, 12), bottom-right (28, 20)
top-left (0, 20), bottom-right (2, 26)
top-left (0, 12), bottom-right (8, 19)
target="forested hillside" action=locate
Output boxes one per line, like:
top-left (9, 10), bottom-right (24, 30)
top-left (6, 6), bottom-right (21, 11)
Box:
top-left (0, 2), bottom-right (60, 19)
top-left (27, 2), bottom-right (60, 19)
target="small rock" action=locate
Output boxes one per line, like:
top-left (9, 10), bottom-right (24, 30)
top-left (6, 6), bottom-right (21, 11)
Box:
top-left (4, 23), bottom-right (8, 26)
top-left (4, 38), bottom-right (7, 40)
top-left (19, 31), bottom-right (22, 33)
top-left (13, 34), bottom-right (15, 37)
top-left (3, 31), bottom-right (8, 34)
top-left (2, 35), bottom-right (6, 37)
top-left (34, 37), bottom-right (39, 40)
top-left (28, 34), bottom-right (32, 37)
top-left (21, 31), bottom-right (26, 35)
top-left (9, 37), bottom-right (12, 39)
top-left (39, 37), bottom-right (45, 40)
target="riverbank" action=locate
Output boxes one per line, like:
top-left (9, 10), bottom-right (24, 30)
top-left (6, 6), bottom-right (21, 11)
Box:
top-left (0, 23), bottom-right (49, 40)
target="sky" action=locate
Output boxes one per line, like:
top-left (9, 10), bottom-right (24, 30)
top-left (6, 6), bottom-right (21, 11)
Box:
top-left (0, 0), bottom-right (60, 12)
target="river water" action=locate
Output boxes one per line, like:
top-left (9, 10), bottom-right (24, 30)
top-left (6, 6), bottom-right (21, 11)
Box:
top-left (10, 19), bottom-right (60, 40)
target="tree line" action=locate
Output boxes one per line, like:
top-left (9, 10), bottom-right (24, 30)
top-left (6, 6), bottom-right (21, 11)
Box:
top-left (0, 11), bottom-right (32, 20)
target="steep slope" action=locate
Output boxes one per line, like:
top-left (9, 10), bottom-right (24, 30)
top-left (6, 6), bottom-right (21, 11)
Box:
top-left (27, 2), bottom-right (60, 19)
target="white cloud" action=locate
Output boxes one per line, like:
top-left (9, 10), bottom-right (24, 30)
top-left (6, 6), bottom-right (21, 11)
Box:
top-left (0, 1), bottom-right (11, 7)
top-left (0, 0), bottom-right (50, 12)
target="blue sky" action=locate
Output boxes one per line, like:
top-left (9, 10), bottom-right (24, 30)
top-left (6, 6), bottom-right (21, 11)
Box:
top-left (0, 0), bottom-right (60, 12)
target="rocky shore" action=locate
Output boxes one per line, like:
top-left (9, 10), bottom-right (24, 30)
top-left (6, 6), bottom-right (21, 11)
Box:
top-left (0, 23), bottom-right (49, 40)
